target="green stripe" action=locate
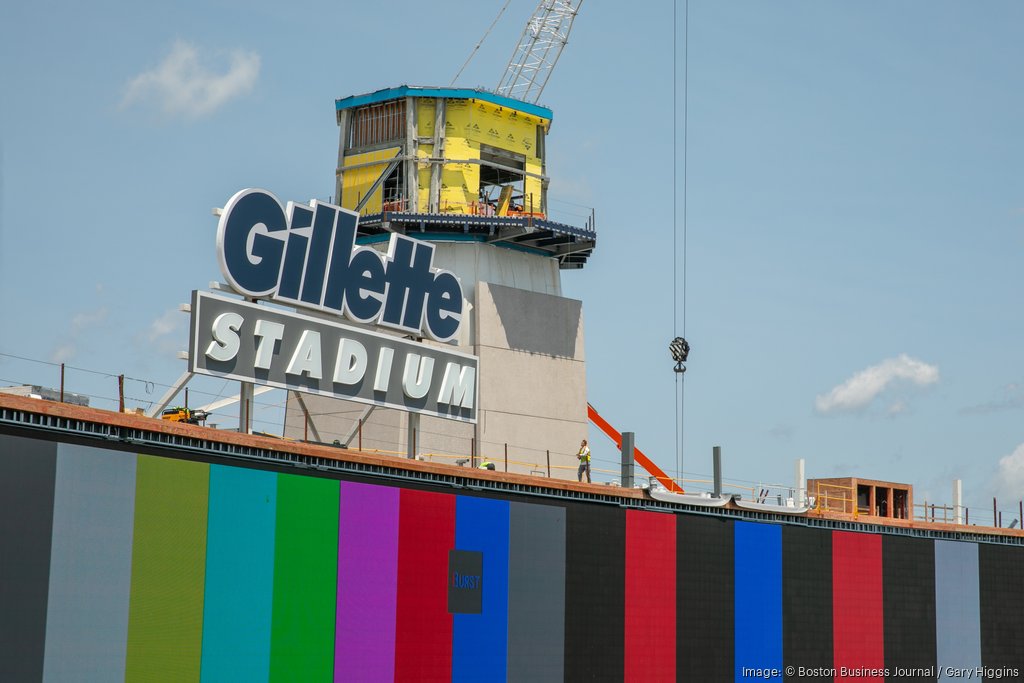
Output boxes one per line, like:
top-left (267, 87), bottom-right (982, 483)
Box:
top-left (269, 474), bottom-right (340, 681)
top-left (125, 455), bottom-right (210, 683)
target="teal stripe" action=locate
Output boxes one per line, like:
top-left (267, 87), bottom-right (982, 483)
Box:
top-left (200, 465), bottom-right (278, 682)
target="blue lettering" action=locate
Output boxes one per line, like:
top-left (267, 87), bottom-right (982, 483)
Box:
top-left (217, 189), bottom-right (287, 295)
top-left (450, 572), bottom-right (481, 590)
top-left (300, 202), bottom-right (338, 306)
top-left (217, 189), bottom-right (464, 341)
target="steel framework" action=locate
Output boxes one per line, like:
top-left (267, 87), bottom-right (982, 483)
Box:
top-left (496, 0), bottom-right (583, 104)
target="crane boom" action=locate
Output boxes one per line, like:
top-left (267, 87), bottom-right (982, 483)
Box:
top-left (496, 0), bottom-right (583, 104)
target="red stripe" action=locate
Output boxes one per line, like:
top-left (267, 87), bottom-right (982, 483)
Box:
top-left (394, 489), bottom-right (455, 682)
top-left (624, 509), bottom-right (676, 681)
top-left (832, 531), bottom-right (884, 682)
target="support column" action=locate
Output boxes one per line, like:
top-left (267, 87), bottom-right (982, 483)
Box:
top-left (404, 97), bottom-right (418, 212)
top-left (239, 382), bottom-right (254, 435)
top-left (335, 110), bottom-right (349, 206)
top-left (429, 98), bottom-right (446, 213)
top-left (406, 412), bottom-right (420, 459)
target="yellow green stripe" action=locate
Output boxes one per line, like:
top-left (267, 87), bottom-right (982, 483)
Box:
top-left (125, 455), bottom-right (209, 683)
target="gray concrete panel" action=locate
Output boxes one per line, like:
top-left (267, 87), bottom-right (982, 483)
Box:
top-left (483, 283), bottom-right (582, 358)
top-left (0, 434), bottom-right (57, 682)
top-left (43, 444), bottom-right (137, 683)
top-left (507, 502), bottom-right (565, 682)
top-left (934, 540), bottom-right (982, 675)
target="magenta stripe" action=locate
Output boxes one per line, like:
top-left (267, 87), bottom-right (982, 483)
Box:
top-left (336, 482), bottom-right (399, 682)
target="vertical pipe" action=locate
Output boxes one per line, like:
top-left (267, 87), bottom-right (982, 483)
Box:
top-left (185, 387), bottom-right (189, 411)
top-left (713, 446), bottom-right (722, 498)
top-left (546, 449), bottom-right (551, 478)
top-left (953, 479), bottom-right (963, 525)
top-left (994, 497), bottom-right (998, 527)
top-left (358, 418), bottom-right (362, 451)
top-left (59, 363), bottom-right (65, 403)
top-left (504, 443), bottom-right (508, 473)
top-left (303, 413), bottom-right (308, 443)
top-left (118, 374), bottom-right (125, 413)
top-left (471, 438), bottom-right (476, 468)
top-left (795, 458), bottom-right (805, 506)
top-left (621, 432), bottom-right (635, 489)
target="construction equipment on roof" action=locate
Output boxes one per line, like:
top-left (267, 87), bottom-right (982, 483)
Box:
top-left (497, 0), bottom-right (584, 104)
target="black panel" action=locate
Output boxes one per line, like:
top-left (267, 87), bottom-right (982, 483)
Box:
top-left (979, 543), bottom-right (1024, 674)
top-left (0, 435), bottom-right (57, 682)
top-left (782, 525), bottom-right (833, 682)
top-left (677, 514), bottom-right (733, 682)
top-left (564, 501), bottom-right (624, 681)
top-left (882, 535), bottom-right (936, 680)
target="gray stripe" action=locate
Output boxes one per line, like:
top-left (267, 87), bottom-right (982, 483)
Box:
top-left (43, 444), bottom-right (137, 683)
top-left (935, 540), bottom-right (981, 675)
top-left (0, 434), bottom-right (57, 682)
top-left (508, 502), bottom-right (565, 683)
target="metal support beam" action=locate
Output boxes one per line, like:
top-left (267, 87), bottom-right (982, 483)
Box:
top-left (404, 96), bottom-right (418, 212)
top-left (145, 371), bottom-right (195, 418)
top-left (335, 109), bottom-right (349, 205)
top-left (338, 405), bottom-right (375, 447)
top-left (293, 392), bottom-right (322, 443)
top-left (429, 98), bottom-right (446, 213)
top-left (354, 153), bottom-right (403, 214)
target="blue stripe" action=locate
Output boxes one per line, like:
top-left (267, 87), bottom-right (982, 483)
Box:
top-left (335, 85), bottom-right (553, 121)
top-left (734, 522), bottom-right (782, 682)
top-left (453, 496), bottom-right (510, 682)
top-left (200, 466), bottom-right (278, 682)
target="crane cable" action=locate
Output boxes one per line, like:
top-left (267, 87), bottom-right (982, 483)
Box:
top-left (451, 0), bottom-right (513, 86)
top-left (673, 0), bottom-right (690, 483)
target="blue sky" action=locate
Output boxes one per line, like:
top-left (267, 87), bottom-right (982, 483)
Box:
top-left (1, 1), bottom-right (1022, 520)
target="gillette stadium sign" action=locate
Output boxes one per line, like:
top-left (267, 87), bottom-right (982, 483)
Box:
top-left (187, 189), bottom-right (477, 423)
top-left (216, 188), bottom-right (464, 342)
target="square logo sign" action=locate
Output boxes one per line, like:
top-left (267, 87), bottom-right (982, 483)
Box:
top-left (448, 550), bottom-right (483, 614)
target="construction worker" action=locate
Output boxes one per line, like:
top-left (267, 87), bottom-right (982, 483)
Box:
top-left (478, 459), bottom-right (496, 471)
top-left (576, 439), bottom-right (591, 483)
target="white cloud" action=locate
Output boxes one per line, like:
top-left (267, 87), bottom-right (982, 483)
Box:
top-left (993, 443), bottom-right (1024, 502)
top-left (815, 354), bottom-right (939, 415)
top-left (147, 308), bottom-right (183, 342)
top-left (122, 41), bottom-right (259, 119)
top-left (49, 307), bottom-right (109, 363)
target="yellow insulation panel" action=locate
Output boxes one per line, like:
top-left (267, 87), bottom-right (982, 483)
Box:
top-left (524, 158), bottom-right (543, 214)
top-left (439, 136), bottom-right (479, 213)
top-left (444, 98), bottom-right (545, 160)
top-left (416, 143), bottom-right (433, 213)
top-left (340, 146), bottom-right (401, 214)
top-left (417, 98), bottom-right (435, 139)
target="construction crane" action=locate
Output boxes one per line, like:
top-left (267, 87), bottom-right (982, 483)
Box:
top-left (495, 0), bottom-right (584, 104)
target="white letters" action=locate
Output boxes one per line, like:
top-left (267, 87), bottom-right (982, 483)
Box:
top-left (402, 353), bottom-right (435, 399)
top-left (374, 347), bottom-right (394, 392)
top-left (253, 320), bottom-right (285, 370)
top-left (437, 363), bottom-right (476, 408)
top-left (333, 338), bottom-right (367, 385)
top-left (286, 330), bottom-right (323, 379)
top-left (206, 312), bottom-right (243, 361)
